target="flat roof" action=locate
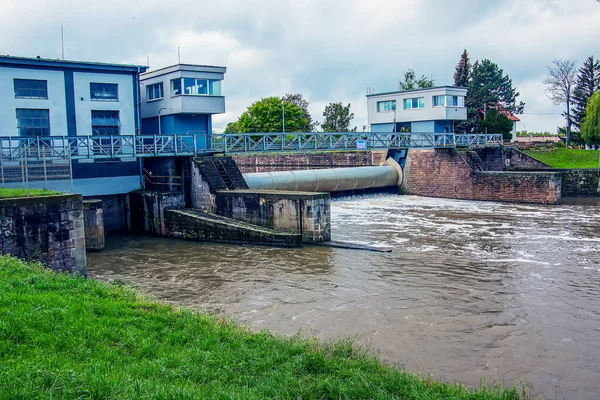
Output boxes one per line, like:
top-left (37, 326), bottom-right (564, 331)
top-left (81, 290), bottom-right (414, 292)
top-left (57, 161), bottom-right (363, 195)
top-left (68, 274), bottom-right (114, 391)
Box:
top-left (367, 85), bottom-right (468, 98)
top-left (0, 55), bottom-right (148, 73)
top-left (141, 63), bottom-right (227, 80)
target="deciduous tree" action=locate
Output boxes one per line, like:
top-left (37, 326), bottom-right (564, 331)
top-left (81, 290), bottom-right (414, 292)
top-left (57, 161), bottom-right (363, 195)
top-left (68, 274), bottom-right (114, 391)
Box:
top-left (398, 70), bottom-right (434, 91)
top-left (283, 93), bottom-right (319, 131)
top-left (321, 103), bottom-right (356, 132)
top-left (572, 56), bottom-right (600, 131)
top-left (581, 92), bottom-right (600, 145)
top-left (236, 97), bottom-right (311, 133)
top-left (223, 122), bottom-right (239, 133)
top-left (543, 58), bottom-right (578, 147)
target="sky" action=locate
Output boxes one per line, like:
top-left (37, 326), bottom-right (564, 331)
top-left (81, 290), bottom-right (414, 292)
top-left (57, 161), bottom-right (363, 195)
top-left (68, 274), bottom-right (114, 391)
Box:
top-left (1, 0), bottom-right (599, 133)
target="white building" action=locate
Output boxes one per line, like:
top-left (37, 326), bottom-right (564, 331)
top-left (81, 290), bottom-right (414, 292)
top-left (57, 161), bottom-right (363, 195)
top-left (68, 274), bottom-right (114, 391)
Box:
top-left (367, 86), bottom-right (468, 133)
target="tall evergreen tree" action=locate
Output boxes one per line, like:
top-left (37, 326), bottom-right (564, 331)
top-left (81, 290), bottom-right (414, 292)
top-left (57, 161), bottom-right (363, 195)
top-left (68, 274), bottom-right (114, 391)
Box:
top-left (572, 56), bottom-right (600, 130)
top-left (463, 59), bottom-right (525, 133)
top-left (453, 49), bottom-right (471, 87)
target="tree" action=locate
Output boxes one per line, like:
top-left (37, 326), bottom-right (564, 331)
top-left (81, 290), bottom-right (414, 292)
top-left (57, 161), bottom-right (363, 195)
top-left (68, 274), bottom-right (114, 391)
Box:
top-left (477, 108), bottom-right (514, 141)
top-left (464, 59), bottom-right (525, 133)
top-left (581, 92), bottom-right (600, 145)
top-left (236, 97), bottom-right (311, 133)
top-left (321, 103), bottom-right (356, 132)
top-left (572, 56), bottom-right (600, 131)
top-left (543, 58), bottom-right (578, 147)
top-left (223, 122), bottom-right (239, 133)
top-left (453, 49), bottom-right (471, 87)
top-left (282, 93), bottom-right (319, 131)
top-left (398, 69), bottom-right (434, 91)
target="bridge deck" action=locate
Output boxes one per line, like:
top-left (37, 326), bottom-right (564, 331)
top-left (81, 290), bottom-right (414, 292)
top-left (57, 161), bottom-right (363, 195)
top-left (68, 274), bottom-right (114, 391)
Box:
top-left (0, 132), bottom-right (503, 162)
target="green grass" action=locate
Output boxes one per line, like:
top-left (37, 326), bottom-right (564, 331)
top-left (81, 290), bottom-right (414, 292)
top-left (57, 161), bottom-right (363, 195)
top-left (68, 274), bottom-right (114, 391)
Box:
top-left (522, 147), bottom-right (600, 169)
top-left (0, 188), bottom-right (62, 199)
top-left (0, 256), bottom-right (526, 399)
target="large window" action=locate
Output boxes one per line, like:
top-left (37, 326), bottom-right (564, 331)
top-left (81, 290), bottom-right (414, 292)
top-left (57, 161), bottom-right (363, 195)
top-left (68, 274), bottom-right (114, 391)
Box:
top-left (16, 109), bottom-right (50, 137)
top-left (433, 95), bottom-right (465, 107)
top-left (171, 78), bottom-right (221, 96)
top-left (147, 82), bottom-right (164, 101)
top-left (377, 100), bottom-right (396, 112)
top-left (91, 110), bottom-right (120, 135)
top-left (403, 97), bottom-right (425, 110)
top-left (14, 79), bottom-right (48, 99)
top-left (90, 83), bottom-right (118, 101)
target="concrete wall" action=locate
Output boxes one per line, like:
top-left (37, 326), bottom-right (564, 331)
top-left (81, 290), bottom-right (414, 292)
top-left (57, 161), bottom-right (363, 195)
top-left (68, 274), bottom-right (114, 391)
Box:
top-left (129, 191), bottom-right (185, 236)
top-left (233, 150), bottom-right (388, 173)
top-left (402, 149), bottom-right (561, 204)
top-left (216, 190), bottom-right (331, 243)
top-left (0, 194), bottom-right (87, 275)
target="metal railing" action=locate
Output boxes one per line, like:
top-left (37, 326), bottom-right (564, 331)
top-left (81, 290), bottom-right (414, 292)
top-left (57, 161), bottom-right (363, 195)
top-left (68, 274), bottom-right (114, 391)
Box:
top-left (0, 133), bottom-right (503, 162)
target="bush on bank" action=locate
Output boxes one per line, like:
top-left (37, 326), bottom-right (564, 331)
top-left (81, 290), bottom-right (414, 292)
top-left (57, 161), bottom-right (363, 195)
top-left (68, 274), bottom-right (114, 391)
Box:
top-left (0, 256), bottom-right (525, 399)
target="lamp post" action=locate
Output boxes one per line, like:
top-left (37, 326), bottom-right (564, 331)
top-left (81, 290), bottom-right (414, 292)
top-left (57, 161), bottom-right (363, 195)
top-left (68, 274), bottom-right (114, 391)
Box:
top-left (158, 107), bottom-right (167, 135)
top-left (393, 109), bottom-right (397, 133)
top-left (280, 103), bottom-right (285, 133)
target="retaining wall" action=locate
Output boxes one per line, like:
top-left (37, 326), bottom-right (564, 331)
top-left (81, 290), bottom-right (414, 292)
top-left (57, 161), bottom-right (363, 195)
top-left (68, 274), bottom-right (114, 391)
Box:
top-left (0, 194), bottom-right (87, 275)
top-left (561, 169), bottom-right (599, 196)
top-left (129, 191), bottom-right (185, 236)
top-left (402, 149), bottom-right (561, 204)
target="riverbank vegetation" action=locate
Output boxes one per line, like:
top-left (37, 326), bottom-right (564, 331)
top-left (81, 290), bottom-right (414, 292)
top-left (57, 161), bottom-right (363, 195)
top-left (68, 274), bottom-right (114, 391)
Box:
top-left (0, 188), bottom-right (61, 198)
top-left (522, 147), bottom-right (600, 169)
top-left (0, 256), bottom-right (525, 399)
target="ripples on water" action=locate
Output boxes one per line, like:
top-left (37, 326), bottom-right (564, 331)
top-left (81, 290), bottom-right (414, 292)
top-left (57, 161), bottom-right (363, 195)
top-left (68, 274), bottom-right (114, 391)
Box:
top-left (88, 195), bottom-right (600, 400)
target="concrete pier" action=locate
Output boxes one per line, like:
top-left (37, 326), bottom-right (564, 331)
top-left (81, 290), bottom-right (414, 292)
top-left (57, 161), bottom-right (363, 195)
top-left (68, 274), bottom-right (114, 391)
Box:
top-left (83, 199), bottom-right (105, 252)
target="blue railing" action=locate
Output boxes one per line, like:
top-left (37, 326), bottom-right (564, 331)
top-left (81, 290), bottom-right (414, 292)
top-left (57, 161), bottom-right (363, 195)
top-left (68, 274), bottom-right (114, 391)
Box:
top-left (0, 133), bottom-right (503, 161)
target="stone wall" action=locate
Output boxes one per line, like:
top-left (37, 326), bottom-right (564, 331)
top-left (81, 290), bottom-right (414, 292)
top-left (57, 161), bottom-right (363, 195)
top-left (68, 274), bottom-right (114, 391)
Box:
top-left (216, 189), bottom-right (331, 243)
top-left (0, 194), bottom-right (87, 275)
top-left (233, 150), bottom-right (388, 173)
top-left (561, 169), bottom-right (599, 196)
top-left (402, 149), bottom-right (561, 204)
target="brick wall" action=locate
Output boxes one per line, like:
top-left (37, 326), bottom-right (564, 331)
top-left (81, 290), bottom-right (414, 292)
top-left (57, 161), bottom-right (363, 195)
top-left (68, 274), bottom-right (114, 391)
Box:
top-left (233, 150), bottom-right (388, 173)
top-left (402, 149), bottom-right (561, 204)
top-left (0, 194), bottom-right (87, 275)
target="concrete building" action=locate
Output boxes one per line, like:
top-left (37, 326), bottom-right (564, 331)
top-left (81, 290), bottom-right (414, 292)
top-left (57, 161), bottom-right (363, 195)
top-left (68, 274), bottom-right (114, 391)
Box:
top-left (367, 86), bottom-right (468, 133)
top-left (140, 64), bottom-right (226, 148)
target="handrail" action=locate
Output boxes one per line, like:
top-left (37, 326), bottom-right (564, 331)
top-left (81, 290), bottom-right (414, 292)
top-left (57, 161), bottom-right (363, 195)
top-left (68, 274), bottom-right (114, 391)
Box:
top-left (0, 132), bottom-right (504, 161)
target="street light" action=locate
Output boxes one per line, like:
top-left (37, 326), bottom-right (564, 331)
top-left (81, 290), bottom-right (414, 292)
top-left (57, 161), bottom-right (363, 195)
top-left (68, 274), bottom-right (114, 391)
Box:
top-left (158, 107), bottom-right (167, 135)
top-left (281, 103), bottom-right (285, 133)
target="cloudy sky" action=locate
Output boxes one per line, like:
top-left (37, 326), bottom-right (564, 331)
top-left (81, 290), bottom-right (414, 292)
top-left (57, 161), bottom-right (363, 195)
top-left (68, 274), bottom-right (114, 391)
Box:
top-left (1, 0), bottom-right (599, 133)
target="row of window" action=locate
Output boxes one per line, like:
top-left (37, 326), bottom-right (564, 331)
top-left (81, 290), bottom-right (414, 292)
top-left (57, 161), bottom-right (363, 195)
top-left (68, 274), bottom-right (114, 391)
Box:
top-left (12, 79), bottom-right (120, 101)
top-left (15, 109), bottom-right (120, 137)
top-left (146, 78), bottom-right (221, 101)
top-left (376, 95), bottom-right (465, 112)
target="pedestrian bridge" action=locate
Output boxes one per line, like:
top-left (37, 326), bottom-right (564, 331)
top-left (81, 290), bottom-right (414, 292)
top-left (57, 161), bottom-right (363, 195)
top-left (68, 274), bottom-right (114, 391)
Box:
top-left (0, 132), bottom-right (503, 162)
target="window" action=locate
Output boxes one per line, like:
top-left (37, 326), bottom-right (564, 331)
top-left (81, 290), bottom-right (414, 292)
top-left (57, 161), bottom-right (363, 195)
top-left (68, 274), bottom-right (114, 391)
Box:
top-left (91, 110), bottom-right (120, 135)
top-left (14, 79), bottom-right (48, 99)
top-left (377, 100), bottom-right (396, 113)
top-left (147, 82), bottom-right (164, 101)
top-left (16, 109), bottom-right (50, 137)
top-left (433, 95), bottom-right (465, 107)
top-left (90, 83), bottom-right (118, 101)
top-left (403, 97), bottom-right (425, 110)
top-left (171, 78), bottom-right (222, 96)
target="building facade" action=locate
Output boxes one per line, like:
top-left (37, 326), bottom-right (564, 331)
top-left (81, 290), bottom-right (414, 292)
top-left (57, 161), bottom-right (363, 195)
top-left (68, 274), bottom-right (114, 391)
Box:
top-left (367, 86), bottom-right (468, 133)
top-left (140, 64), bottom-right (226, 148)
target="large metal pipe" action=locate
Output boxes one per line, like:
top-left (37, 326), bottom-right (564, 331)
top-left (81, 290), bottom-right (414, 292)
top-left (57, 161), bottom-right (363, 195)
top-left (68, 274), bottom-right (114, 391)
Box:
top-left (243, 161), bottom-right (402, 193)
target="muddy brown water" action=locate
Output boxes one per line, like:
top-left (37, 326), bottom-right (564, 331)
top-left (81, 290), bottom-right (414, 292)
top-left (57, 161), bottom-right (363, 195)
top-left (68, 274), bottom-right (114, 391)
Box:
top-left (88, 195), bottom-right (600, 400)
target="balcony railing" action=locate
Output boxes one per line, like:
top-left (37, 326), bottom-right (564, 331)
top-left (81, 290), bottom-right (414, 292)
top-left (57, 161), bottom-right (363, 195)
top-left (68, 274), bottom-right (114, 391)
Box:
top-left (0, 133), bottom-right (503, 162)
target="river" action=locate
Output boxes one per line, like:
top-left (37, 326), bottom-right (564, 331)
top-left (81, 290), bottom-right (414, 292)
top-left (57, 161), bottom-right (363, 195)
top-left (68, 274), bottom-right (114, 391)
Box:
top-left (87, 194), bottom-right (600, 399)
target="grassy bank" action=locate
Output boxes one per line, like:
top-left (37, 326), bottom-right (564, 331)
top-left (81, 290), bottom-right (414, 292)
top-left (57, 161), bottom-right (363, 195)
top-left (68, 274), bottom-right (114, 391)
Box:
top-left (0, 188), bottom-right (61, 198)
top-left (522, 147), bottom-right (600, 169)
top-left (0, 256), bottom-right (524, 399)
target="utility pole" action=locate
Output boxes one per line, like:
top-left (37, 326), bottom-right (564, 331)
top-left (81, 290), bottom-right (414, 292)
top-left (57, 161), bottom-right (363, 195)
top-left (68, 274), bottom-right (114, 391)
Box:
top-left (281, 103), bottom-right (285, 133)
